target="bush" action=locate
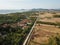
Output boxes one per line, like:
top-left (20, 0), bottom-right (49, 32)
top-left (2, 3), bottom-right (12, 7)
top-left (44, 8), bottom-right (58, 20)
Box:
top-left (53, 15), bottom-right (60, 18)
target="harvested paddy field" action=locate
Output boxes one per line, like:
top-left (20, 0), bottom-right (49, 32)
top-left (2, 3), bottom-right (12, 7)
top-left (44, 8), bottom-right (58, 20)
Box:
top-left (29, 12), bottom-right (60, 45)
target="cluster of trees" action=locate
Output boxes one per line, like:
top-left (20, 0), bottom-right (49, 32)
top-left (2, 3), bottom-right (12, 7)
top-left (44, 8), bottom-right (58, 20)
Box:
top-left (0, 25), bottom-right (23, 45)
top-left (0, 11), bottom-right (37, 45)
top-left (0, 13), bottom-right (27, 24)
top-left (53, 15), bottom-right (60, 18)
top-left (37, 21), bottom-right (60, 27)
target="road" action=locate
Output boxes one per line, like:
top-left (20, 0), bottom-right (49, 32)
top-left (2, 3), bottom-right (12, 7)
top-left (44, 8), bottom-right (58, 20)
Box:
top-left (23, 13), bottom-right (39, 45)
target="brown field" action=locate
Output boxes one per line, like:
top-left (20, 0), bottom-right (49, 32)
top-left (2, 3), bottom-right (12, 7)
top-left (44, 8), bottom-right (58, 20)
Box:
top-left (29, 12), bottom-right (60, 45)
top-left (39, 12), bottom-right (60, 23)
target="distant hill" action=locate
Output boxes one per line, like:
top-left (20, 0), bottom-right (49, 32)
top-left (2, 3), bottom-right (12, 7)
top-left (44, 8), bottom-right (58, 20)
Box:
top-left (30, 8), bottom-right (48, 11)
top-left (30, 8), bottom-right (60, 12)
top-left (0, 9), bottom-right (29, 14)
top-left (0, 8), bottom-right (60, 14)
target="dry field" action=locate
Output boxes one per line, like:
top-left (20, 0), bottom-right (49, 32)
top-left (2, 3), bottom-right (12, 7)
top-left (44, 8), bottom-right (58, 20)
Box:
top-left (39, 12), bottom-right (60, 23)
top-left (29, 12), bottom-right (60, 45)
top-left (29, 24), bottom-right (60, 45)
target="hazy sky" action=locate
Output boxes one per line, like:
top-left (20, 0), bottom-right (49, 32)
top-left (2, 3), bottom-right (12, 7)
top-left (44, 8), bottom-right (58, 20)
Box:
top-left (0, 0), bottom-right (60, 9)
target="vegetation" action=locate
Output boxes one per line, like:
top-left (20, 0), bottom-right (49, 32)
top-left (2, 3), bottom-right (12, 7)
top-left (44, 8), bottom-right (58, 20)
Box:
top-left (53, 15), bottom-right (60, 18)
top-left (37, 21), bottom-right (60, 27)
top-left (0, 11), bottom-right (37, 45)
top-left (48, 33), bottom-right (60, 45)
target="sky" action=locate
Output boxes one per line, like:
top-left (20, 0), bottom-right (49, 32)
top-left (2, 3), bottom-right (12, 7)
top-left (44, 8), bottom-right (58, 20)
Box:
top-left (0, 0), bottom-right (60, 9)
